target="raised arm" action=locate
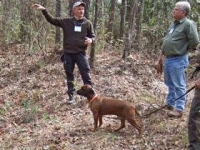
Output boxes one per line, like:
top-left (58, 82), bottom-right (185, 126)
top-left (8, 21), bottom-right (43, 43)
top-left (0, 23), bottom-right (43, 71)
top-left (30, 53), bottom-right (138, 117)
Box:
top-left (33, 4), bottom-right (62, 27)
top-left (33, 4), bottom-right (46, 10)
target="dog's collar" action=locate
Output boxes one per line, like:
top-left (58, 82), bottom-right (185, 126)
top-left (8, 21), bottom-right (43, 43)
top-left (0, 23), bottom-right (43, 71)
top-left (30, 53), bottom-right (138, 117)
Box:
top-left (89, 94), bottom-right (98, 104)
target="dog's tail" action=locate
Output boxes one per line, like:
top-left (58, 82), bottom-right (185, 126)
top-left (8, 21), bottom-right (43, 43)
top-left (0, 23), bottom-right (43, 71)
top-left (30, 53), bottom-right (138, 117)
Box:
top-left (135, 109), bottom-right (141, 117)
top-left (134, 108), bottom-right (143, 128)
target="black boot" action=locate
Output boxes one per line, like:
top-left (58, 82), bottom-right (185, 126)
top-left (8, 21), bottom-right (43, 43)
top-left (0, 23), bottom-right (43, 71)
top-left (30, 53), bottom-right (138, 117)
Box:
top-left (67, 81), bottom-right (75, 104)
top-left (67, 93), bottom-right (74, 104)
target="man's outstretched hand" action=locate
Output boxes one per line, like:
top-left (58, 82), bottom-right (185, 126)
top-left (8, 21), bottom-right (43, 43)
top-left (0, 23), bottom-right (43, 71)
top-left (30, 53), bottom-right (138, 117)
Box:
top-left (33, 4), bottom-right (46, 10)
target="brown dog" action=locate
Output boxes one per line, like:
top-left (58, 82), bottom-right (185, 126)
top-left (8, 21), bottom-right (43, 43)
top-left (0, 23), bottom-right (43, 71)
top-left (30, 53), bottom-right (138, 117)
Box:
top-left (77, 85), bottom-right (141, 136)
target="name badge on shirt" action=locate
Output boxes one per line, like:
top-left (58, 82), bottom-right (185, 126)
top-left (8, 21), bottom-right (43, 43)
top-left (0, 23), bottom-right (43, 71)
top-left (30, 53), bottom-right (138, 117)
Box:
top-left (169, 28), bottom-right (174, 34)
top-left (74, 26), bottom-right (82, 32)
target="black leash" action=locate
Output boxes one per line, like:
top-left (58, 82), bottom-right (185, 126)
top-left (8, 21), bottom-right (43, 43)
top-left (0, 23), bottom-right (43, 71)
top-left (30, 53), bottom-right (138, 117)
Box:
top-left (142, 85), bottom-right (195, 118)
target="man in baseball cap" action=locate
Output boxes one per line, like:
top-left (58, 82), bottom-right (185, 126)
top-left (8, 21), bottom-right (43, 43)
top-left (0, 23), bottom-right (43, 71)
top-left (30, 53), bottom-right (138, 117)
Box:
top-left (33, 1), bottom-right (95, 104)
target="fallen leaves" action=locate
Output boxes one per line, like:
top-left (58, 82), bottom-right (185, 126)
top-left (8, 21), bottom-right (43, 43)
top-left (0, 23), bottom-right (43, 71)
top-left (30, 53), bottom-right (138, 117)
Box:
top-left (0, 45), bottom-right (192, 149)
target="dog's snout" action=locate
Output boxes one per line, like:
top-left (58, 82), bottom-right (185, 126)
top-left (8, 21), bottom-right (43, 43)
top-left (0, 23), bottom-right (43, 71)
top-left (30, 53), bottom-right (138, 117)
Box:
top-left (77, 89), bottom-right (81, 94)
top-left (77, 85), bottom-right (94, 98)
top-left (77, 88), bottom-right (85, 96)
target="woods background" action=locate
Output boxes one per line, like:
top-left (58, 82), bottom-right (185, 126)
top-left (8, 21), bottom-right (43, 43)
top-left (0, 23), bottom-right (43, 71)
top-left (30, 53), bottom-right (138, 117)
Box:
top-left (1, 0), bottom-right (200, 149)
top-left (1, 0), bottom-right (200, 64)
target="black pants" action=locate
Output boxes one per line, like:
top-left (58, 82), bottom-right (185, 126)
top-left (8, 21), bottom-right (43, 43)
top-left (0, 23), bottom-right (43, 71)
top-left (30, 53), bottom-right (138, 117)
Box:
top-left (62, 52), bottom-right (92, 95)
top-left (188, 89), bottom-right (200, 150)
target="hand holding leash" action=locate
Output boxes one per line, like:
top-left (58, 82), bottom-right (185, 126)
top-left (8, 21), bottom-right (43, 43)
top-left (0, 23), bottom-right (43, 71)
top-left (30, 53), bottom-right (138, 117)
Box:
top-left (195, 78), bottom-right (200, 89)
top-left (142, 85), bottom-right (195, 118)
top-left (157, 58), bottom-right (163, 74)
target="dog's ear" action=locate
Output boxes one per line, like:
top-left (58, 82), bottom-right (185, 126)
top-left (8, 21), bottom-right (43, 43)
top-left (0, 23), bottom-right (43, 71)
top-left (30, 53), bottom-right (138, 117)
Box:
top-left (88, 87), bottom-right (95, 96)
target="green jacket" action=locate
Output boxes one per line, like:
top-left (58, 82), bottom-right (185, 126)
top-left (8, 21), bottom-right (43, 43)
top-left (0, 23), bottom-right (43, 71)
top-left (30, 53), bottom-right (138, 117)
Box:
top-left (162, 17), bottom-right (199, 57)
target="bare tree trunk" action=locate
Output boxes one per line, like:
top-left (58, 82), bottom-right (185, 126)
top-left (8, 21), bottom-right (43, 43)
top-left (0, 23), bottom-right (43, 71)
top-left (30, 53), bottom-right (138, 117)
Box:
top-left (120, 0), bottom-right (126, 39)
top-left (2, 0), bottom-right (11, 28)
top-left (19, 0), bottom-right (29, 43)
top-left (90, 0), bottom-right (98, 69)
top-left (106, 0), bottom-right (116, 43)
top-left (69, 0), bottom-right (74, 16)
top-left (55, 0), bottom-right (61, 51)
top-left (122, 0), bottom-right (138, 59)
top-left (83, 0), bottom-right (90, 19)
top-left (135, 0), bottom-right (144, 51)
top-left (125, 0), bottom-right (131, 21)
top-left (0, 0), bottom-right (11, 49)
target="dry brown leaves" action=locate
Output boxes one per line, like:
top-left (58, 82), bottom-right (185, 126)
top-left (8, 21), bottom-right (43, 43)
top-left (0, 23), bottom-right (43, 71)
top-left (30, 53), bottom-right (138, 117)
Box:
top-left (0, 44), bottom-right (195, 150)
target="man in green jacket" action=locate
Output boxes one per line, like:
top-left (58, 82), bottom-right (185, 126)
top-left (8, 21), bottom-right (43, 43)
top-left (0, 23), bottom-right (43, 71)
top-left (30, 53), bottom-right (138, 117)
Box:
top-left (33, 1), bottom-right (95, 104)
top-left (157, 1), bottom-right (199, 117)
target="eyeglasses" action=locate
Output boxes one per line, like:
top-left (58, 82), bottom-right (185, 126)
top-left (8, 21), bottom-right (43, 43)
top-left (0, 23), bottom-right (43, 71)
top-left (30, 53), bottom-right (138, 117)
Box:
top-left (173, 8), bottom-right (184, 12)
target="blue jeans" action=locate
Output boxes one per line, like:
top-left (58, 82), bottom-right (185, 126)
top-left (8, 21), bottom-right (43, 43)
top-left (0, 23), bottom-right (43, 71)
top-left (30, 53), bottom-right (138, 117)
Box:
top-left (164, 54), bottom-right (189, 111)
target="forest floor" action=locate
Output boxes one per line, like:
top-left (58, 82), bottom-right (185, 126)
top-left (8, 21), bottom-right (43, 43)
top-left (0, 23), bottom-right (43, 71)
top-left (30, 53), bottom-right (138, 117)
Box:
top-left (0, 44), bottom-right (198, 150)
